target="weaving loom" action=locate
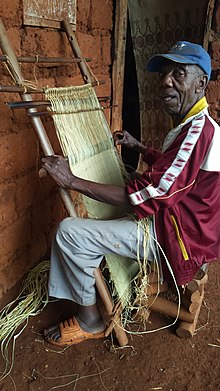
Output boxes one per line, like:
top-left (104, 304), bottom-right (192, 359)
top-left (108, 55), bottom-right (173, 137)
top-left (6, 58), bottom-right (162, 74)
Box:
top-left (45, 83), bottom-right (141, 308)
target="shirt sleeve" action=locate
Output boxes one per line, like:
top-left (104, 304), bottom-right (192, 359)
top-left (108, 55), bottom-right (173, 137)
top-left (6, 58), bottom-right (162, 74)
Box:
top-left (127, 115), bottom-right (214, 219)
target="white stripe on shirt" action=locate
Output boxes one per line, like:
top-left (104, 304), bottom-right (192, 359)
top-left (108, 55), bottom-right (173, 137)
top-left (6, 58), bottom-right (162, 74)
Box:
top-left (129, 113), bottom-right (205, 206)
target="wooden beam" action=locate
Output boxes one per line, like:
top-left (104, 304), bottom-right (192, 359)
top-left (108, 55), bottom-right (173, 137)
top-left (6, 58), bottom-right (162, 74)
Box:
top-left (110, 0), bottom-right (128, 132)
top-left (0, 55), bottom-right (91, 64)
top-left (203, 0), bottom-right (216, 50)
top-left (94, 268), bottom-right (128, 347)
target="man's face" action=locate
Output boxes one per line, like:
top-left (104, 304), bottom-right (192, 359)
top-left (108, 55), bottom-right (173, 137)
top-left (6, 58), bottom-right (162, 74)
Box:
top-left (158, 61), bottom-right (204, 120)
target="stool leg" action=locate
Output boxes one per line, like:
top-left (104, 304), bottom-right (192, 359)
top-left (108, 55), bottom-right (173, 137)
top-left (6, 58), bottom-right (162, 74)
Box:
top-left (176, 285), bottom-right (205, 338)
top-left (94, 268), bottom-right (128, 346)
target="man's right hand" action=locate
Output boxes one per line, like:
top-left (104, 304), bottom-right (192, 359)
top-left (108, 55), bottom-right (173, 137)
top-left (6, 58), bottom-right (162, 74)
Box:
top-left (113, 130), bottom-right (139, 149)
top-left (113, 130), bottom-right (147, 154)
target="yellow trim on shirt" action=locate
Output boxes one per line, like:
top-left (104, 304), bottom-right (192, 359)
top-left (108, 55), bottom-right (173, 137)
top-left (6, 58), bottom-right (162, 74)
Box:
top-left (181, 97), bottom-right (208, 124)
top-left (170, 215), bottom-right (189, 261)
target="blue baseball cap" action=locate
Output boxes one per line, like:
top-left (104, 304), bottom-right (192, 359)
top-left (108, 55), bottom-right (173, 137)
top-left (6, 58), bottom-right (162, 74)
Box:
top-left (147, 41), bottom-right (211, 80)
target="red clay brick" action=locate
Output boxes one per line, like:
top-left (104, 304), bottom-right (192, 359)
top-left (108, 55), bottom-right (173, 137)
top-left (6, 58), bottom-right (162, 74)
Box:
top-left (100, 34), bottom-right (112, 65)
top-left (77, 32), bottom-right (101, 67)
top-left (0, 215), bottom-right (31, 272)
top-left (31, 198), bottom-right (52, 239)
top-left (76, 1), bottom-right (92, 26)
top-left (0, 182), bottom-right (17, 229)
top-left (0, 130), bottom-right (38, 180)
top-left (1, 254), bottom-right (32, 295)
top-left (7, 28), bottom-right (21, 56)
top-left (91, 0), bottom-right (113, 30)
top-left (0, 0), bottom-right (20, 24)
top-left (15, 172), bottom-right (39, 214)
top-left (29, 235), bottom-right (48, 266)
top-left (0, 272), bottom-right (9, 298)
top-left (0, 103), bottom-right (13, 132)
top-left (210, 41), bottom-right (220, 71)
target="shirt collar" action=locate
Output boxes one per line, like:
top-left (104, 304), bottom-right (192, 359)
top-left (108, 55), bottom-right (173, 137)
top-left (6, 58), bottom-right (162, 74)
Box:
top-left (181, 97), bottom-right (208, 124)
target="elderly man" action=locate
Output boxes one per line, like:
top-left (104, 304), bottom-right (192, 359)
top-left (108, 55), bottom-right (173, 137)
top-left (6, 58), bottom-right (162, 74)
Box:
top-left (42, 41), bottom-right (220, 346)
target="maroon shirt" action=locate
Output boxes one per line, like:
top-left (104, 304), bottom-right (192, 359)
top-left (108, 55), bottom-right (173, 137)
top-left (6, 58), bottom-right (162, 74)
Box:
top-left (127, 109), bottom-right (220, 285)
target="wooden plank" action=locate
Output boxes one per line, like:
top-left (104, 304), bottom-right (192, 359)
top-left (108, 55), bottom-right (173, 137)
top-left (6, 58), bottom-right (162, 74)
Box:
top-left (23, 0), bottom-right (76, 29)
top-left (62, 20), bottom-right (93, 84)
top-left (203, 0), bottom-right (216, 50)
top-left (110, 0), bottom-right (128, 132)
top-left (0, 55), bottom-right (86, 64)
top-left (94, 268), bottom-right (128, 347)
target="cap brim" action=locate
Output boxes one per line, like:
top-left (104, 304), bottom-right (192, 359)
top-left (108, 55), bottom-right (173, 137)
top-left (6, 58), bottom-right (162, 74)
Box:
top-left (146, 54), bottom-right (197, 72)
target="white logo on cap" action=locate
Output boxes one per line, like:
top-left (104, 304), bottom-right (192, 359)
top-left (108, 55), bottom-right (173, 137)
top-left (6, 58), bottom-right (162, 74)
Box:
top-left (172, 43), bottom-right (186, 50)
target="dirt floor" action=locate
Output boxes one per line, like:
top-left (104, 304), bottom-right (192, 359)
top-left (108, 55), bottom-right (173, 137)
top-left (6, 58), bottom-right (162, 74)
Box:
top-left (0, 261), bottom-right (220, 391)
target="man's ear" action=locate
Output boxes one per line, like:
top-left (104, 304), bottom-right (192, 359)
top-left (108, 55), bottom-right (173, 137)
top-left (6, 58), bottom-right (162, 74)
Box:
top-left (196, 74), bottom-right (209, 93)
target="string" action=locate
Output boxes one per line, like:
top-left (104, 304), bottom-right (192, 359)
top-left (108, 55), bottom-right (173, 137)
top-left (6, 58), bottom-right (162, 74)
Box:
top-left (3, 54), bottom-right (38, 92)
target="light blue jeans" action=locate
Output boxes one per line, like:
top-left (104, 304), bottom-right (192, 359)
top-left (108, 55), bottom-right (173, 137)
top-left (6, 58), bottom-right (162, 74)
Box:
top-left (48, 216), bottom-right (147, 306)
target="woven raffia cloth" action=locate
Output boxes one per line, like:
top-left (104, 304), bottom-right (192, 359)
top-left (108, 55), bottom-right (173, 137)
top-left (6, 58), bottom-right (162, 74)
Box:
top-left (128, 0), bottom-right (208, 170)
top-left (45, 84), bottom-right (140, 306)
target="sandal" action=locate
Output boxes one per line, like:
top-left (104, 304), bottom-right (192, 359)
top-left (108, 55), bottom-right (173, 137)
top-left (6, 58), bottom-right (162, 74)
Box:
top-left (44, 317), bottom-right (105, 346)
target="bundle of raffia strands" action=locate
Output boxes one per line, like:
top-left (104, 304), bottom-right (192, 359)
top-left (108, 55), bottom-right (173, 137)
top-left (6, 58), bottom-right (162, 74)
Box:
top-left (45, 83), bottom-right (148, 311)
top-left (0, 261), bottom-right (50, 379)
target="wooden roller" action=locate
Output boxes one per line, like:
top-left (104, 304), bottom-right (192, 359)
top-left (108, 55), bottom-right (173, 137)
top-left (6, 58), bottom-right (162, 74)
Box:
top-left (186, 273), bottom-right (208, 296)
top-left (176, 285), bottom-right (205, 338)
top-left (146, 295), bottom-right (195, 323)
top-left (184, 288), bottom-right (201, 303)
top-left (180, 294), bottom-right (200, 314)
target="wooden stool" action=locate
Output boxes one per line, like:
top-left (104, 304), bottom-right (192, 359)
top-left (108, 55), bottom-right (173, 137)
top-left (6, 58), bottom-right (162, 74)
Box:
top-left (96, 265), bottom-right (209, 346)
top-left (139, 266), bottom-right (208, 339)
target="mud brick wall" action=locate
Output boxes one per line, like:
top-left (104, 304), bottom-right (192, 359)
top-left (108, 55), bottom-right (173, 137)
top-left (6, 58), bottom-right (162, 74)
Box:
top-left (206, 1), bottom-right (220, 123)
top-left (0, 0), bottom-right (113, 297)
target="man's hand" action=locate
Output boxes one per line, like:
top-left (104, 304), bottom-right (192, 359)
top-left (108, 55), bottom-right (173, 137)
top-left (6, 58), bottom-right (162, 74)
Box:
top-left (113, 130), bottom-right (147, 154)
top-left (113, 130), bottom-right (138, 149)
top-left (41, 155), bottom-right (75, 189)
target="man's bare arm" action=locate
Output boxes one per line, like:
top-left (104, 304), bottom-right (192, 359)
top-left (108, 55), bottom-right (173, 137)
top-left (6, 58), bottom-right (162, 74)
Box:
top-left (42, 155), bottom-right (131, 207)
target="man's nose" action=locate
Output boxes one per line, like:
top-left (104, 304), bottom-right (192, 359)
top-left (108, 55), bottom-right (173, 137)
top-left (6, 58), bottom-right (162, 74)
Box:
top-left (160, 72), bottom-right (173, 87)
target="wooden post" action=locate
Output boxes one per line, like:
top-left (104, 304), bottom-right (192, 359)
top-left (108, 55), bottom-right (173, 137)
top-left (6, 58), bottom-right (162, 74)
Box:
top-left (110, 0), bottom-right (128, 133)
top-left (94, 268), bottom-right (128, 347)
top-left (62, 20), bottom-right (93, 85)
top-left (203, 0), bottom-right (216, 50)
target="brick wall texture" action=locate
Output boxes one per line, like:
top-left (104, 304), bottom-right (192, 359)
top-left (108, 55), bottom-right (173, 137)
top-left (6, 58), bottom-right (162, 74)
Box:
top-left (0, 1), bottom-right (220, 298)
